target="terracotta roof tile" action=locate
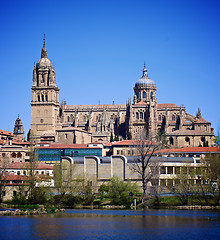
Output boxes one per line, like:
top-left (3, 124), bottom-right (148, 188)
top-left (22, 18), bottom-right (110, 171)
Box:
top-left (0, 130), bottom-right (13, 136)
top-left (155, 147), bottom-right (220, 154)
top-left (112, 139), bottom-right (155, 146)
top-left (194, 118), bottom-right (210, 124)
top-left (0, 173), bottom-right (29, 181)
top-left (7, 162), bottom-right (53, 170)
top-left (157, 104), bottom-right (179, 109)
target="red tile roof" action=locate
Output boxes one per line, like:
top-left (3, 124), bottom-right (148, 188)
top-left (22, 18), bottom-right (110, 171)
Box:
top-left (0, 173), bottom-right (29, 181)
top-left (157, 104), bottom-right (179, 108)
top-left (90, 142), bottom-right (113, 147)
top-left (194, 118), bottom-right (210, 124)
top-left (112, 139), bottom-right (155, 146)
top-left (0, 130), bottom-right (13, 136)
top-left (12, 139), bottom-right (30, 145)
top-left (155, 147), bottom-right (220, 154)
top-left (6, 162), bottom-right (53, 170)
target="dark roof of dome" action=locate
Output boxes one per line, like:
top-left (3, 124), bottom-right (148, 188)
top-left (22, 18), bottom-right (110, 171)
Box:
top-left (135, 65), bottom-right (155, 87)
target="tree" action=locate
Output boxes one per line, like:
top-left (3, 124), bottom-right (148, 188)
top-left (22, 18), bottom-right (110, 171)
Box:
top-left (0, 155), bottom-right (9, 202)
top-left (214, 130), bottom-right (220, 147)
top-left (114, 135), bottom-right (119, 141)
top-left (107, 176), bottom-right (139, 206)
top-left (128, 132), bottom-right (132, 140)
top-left (203, 154), bottom-right (220, 205)
top-left (110, 132), bottom-right (114, 142)
top-left (24, 130), bottom-right (47, 204)
top-left (130, 130), bottom-right (162, 199)
top-left (170, 165), bottom-right (196, 205)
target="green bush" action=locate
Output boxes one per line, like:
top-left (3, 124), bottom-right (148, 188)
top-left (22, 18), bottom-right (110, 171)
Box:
top-left (107, 176), bottom-right (140, 207)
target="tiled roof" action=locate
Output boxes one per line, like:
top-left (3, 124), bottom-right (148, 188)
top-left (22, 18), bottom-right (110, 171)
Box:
top-left (0, 130), bottom-right (13, 136)
top-left (12, 139), bottom-right (30, 145)
top-left (90, 142), bottom-right (112, 147)
top-left (0, 173), bottom-right (29, 181)
top-left (194, 118), bottom-right (210, 124)
top-left (155, 147), bottom-right (220, 154)
top-left (112, 139), bottom-right (154, 146)
top-left (37, 144), bottom-right (102, 149)
top-left (157, 104), bottom-right (179, 109)
top-left (65, 104), bottom-right (126, 110)
top-left (7, 162), bottom-right (53, 170)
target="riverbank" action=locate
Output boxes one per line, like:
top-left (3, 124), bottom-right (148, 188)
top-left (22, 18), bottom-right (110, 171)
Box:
top-left (0, 205), bottom-right (65, 216)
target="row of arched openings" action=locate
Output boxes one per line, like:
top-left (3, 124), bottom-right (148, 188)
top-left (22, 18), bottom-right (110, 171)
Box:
top-left (38, 94), bottom-right (48, 102)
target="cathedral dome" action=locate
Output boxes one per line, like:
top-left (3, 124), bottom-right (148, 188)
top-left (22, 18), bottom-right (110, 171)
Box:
top-left (37, 57), bottom-right (52, 69)
top-left (135, 65), bottom-right (155, 87)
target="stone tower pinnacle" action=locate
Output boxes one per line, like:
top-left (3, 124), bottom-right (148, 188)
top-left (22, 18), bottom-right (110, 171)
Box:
top-left (41, 34), bottom-right (48, 58)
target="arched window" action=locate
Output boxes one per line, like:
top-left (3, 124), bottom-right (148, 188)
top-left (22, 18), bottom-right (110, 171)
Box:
top-left (45, 94), bottom-right (48, 102)
top-left (136, 112), bottom-right (139, 120)
top-left (169, 137), bottom-right (174, 145)
top-left (158, 115), bottom-right (162, 121)
top-left (143, 92), bottom-right (146, 99)
top-left (140, 112), bottom-right (143, 119)
top-left (67, 116), bottom-right (70, 122)
top-left (38, 95), bottom-right (40, 102)
top-left (42, 95), bottom-right (44, 102)
top-left (70, 114), bottom-right (73, 122)
top-left (12, 152), bottom-right (16, 158)
top-left (17, 152), bottom-right (22, 158)
top-left (172, 114), bottom-right (175, 121)
top-left (150, 91), bottom-right (153, 101)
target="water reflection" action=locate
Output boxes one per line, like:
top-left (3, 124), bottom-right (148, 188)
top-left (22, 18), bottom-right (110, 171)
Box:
top-left (0, 210), bottom-right (219, 240)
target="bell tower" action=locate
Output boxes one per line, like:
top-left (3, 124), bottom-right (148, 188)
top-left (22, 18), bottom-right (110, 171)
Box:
top-left (128, 65), bottom-right (158, 139)
top-left (13, 116), bottom-right (25, 140)
top-left (31, 36), bottom-right (59, 141)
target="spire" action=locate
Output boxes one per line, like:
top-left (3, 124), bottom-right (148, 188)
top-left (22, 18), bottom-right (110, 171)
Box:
top-left (41, 34), bottom-right (48, 58)
top-left (43, 34), bottom-right (45, 48)
top-left (196, 108), bottom-right (202, 119)
top-left (142, 63), bottom-right (148, 77)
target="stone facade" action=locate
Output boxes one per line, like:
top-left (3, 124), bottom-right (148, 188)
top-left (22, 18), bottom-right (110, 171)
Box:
top-left (31, 39), bottom-right (214, 148)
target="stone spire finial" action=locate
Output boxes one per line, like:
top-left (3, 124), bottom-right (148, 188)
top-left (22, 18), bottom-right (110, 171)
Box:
top-left (41, 34), bottom-right (48, 58)
top-left (196, 108), bottom-right (202, 119)
top-left (43, 34), bottom-right (45, 48)
top-left (142, 63), bottom-right (148, 77)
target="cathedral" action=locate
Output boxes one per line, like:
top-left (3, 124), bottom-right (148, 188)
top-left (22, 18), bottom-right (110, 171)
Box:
top-left (31, 39), bottom-right (214, 148)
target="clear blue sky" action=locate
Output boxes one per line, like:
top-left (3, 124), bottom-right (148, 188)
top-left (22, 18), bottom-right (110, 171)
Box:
top-left (0, 0), bottom-right (219, 136)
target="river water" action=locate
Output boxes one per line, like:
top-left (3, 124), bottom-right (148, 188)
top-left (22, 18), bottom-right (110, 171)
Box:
top-left (0, 209), bottom-right (219, 240)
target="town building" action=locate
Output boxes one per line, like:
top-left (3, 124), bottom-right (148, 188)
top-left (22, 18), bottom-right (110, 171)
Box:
top-left (37, 143), bottom-right (102, 164)
top-left (0, 162), bottom-right (54, 201)
top-left (61, 154), bottom-right (209, 194)
top-left (31, 38), bottom-right (214, 148)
